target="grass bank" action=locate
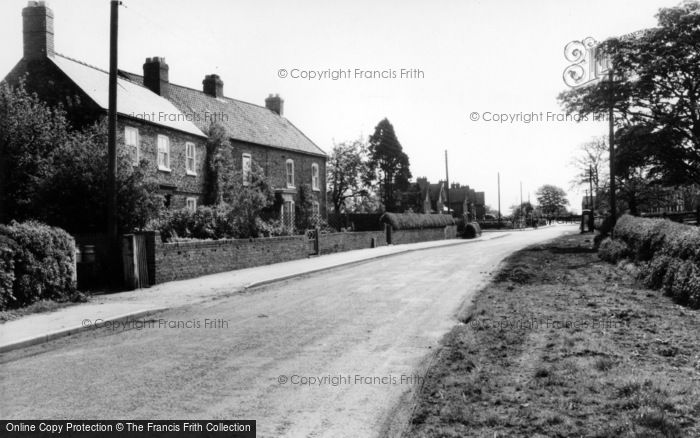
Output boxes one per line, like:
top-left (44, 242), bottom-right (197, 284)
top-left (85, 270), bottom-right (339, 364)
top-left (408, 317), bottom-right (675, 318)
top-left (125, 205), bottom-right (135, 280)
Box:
top-left (406, 233), bottom-right (699, 437)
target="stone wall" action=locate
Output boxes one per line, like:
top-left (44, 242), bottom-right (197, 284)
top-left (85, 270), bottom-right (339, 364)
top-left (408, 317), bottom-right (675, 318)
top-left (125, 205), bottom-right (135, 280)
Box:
top-left (134, 224), bottom-right (459, 286)
top-left (152, 234), bottom-right (307, 284)
top-left (390, 225), bottom-right (457, 245)
top-left (318, 230), bottom-right (387, 255)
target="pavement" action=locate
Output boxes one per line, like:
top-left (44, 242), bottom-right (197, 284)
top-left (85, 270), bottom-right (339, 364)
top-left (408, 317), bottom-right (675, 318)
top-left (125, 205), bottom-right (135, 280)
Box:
top-left (0, 232), bottom-right (510, 353)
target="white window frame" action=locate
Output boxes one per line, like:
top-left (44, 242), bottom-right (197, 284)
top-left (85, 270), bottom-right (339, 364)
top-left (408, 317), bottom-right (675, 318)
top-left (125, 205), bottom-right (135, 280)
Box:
top-left (286, 159), bottom-right (295, 188)
top-left (242, 153), bottom-right (252, 186)
top-left (311, 162), bottom-right (320, 191)
top-left (186, 197), bottom-right (197, 211)
top-left (185, 142), bottom-right (196, 175)
top-left (124, 126), bottom-right (140, 166)
top-left (282, 200), bottom-right (295, 231)
top-left (157, 134), bottom-right (171, 171)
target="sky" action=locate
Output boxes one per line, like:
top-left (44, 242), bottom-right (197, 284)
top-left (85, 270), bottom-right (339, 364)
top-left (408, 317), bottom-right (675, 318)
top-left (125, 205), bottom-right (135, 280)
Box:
top-left (0, 0), bottom-right (682, 214)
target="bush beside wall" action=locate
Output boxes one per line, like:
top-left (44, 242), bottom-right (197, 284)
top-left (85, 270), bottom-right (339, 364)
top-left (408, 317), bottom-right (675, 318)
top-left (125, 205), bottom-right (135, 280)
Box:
top-left (0, 221), bottom-right (76, 310)
top-left (601, 214), bottom-right (700, 309)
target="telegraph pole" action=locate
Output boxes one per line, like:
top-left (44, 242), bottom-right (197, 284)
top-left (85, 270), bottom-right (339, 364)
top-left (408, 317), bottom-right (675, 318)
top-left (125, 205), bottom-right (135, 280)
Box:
top-left (520, 181), bottom-right (523, 228)
top-left (497, 172), bottom-right (502, 227)
top-left (608, 69), bottom-right (616, 231)
top-left (444, 150), bottom-right (451, 214)
top-left (107, 0), bottom-right (121, 287)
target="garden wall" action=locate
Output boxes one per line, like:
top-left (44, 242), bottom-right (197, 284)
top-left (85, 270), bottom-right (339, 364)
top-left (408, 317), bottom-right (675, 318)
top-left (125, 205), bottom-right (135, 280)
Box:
top-left (151, 233), bottom-right (307, 284)
top-left (390, 225), bottom-right (457, 245)
top-left (318, 230), bottom-right (387, 255)
top-left (133, 224), bottom-right (459, 286)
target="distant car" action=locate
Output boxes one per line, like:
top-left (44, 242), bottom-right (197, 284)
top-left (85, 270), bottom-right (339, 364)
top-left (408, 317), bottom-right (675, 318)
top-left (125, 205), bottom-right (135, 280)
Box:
top-left (484, 214), bottom-right (497, 220)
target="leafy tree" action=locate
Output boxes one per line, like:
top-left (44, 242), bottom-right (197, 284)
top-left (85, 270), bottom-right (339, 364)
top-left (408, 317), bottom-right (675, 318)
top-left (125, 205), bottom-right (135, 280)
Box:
top-left (0, 80), bottom-right (70, 223)
top-left (203, 122), bottom-right (234, 205)
top-left (327, 138), bottom-right (369, 214)
top-left (0, 81), bottom-right (162, 233)
top-left (570, 137), bottom-right (608, 194)
top-left (295, 183), bottom-right (320, 230)
top-left (559, 2), bottom-right (700, 190)
top-left (511, 201), bottom-right (534, 219)
top-left (536, 185), bottom-right (569, 216)
top-left (40, 121), bottom-right (163, 233)
top-left (366, 118), bottom-right (411, 211)
top-left (223, 163), bottom-right (275, 238)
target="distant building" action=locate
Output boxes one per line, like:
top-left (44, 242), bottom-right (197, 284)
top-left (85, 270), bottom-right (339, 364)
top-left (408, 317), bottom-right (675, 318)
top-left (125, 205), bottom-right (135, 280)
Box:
top-left (396, 177), bottom-right (485, 219)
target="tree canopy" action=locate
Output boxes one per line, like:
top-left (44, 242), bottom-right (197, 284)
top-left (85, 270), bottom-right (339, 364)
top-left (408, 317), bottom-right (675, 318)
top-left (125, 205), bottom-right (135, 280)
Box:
top-left (536, 185), bottom-right (569, 215)
top-left (559, 2), bottom-right (700, 188)
top-left (366, 118), bottom-right (411, 211)
top-left (0, 80), bottom-right (162, 233)
top-left (326, 138), bottom-right (369, 214)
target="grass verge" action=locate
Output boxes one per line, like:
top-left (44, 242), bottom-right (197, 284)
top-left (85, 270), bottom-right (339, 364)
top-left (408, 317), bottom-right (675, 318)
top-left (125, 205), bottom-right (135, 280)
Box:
top-left (405, 233), bottom-right (700, 437)
top-left (0, 292), bottom-right (89, 323)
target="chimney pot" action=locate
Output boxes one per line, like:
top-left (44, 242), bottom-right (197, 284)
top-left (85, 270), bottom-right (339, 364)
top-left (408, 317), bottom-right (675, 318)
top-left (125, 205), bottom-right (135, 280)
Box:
top-left (22, 1), bottom-right (54, 60)
top-left (143, 57), bottom-right (169, 96)
top-left (203, 74), bottom-right (224, 98)
top-left (265, 93), bottom-right (284, 116)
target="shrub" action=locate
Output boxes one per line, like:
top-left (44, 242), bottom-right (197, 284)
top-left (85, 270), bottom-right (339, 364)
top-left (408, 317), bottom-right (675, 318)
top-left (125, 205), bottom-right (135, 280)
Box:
top-left (255, 218), bottom-right (289, 237)
top-left (642, 255), bottom-right (672, 290)
top-left (602, 215), bottom-right (700, 309)
top-left (463, 222), bottom-right (482, 239)
top-left (0, 221), bottom-right (76, 310)
top-left (598, 237), bottom-right (630, 263)
top-left (0, 235), bottom-right (18, 309)
top-left (157, 204), bottom-right (238, 241)
top-left (593, 215), bottom-right (617, 247)
top-left (380, 212), bottom-right (455, 230)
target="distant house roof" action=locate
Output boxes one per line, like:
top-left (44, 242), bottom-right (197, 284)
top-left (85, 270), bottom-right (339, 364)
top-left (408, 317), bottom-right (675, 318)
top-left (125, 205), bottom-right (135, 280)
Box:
top-left (119, 71), bottom-right (327, 157)
top-left (50, 53), bottom-right (205, 138)
top-left (429, 183), bottom-right (444, 202)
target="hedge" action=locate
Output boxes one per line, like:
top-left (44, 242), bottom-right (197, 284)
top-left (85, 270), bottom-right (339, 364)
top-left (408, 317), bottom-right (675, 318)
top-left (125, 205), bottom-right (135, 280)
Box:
top-left (463, 222), bottom-right (482, 239)
top-left (380, 212), bottom-right (455, 230)
top-left (0, 221), bottom-right (76, 310)
top-left (600, 214), bottom-right (700, 309)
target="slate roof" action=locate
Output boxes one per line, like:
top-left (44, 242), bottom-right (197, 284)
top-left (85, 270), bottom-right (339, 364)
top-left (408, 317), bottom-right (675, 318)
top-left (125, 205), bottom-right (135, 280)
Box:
top-left (50, 54), bottom-right (205, 137)
top-left (119, 71), bottom-right (326, 157)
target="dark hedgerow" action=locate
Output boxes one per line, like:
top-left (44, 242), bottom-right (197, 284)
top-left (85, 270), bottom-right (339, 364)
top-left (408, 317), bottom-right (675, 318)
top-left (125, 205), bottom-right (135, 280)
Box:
top-left (380, 212), bottom-right (455, 230)
top-left (598, 237), bottom-right (630, 263)
top-left (600, 214), bottom-right (700, 309)
top-left (0, 221), bottom-right (76, 310)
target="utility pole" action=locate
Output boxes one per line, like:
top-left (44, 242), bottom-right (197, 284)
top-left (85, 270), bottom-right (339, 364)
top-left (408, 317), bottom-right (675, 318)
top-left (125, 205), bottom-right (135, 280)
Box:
top-left (107, 0), bottom-right (121, 287)
top-left (608, 69), bottom-right (616, 232)
top-left (444, 150), bottom-right (451, 215)
top-left (497, 172), bottom-right (501, 227)
top-left (520, 181), bottom-right (523, 228)
top-left (589, 164), bottom-right (595, 232)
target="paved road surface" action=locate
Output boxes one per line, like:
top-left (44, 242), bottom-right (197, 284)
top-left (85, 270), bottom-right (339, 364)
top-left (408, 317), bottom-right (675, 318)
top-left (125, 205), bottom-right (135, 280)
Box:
top-left (0, 225), bottom-right (576, 437)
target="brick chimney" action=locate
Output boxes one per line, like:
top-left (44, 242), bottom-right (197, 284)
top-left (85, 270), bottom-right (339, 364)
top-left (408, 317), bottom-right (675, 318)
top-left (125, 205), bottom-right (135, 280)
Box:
top-left (202, 74), bottom-right (223, 98)
top-left (143, 57), bottom-right (169, 96)
top-left (22, 1), bottom-right (54, 61)
top-left (265, 94), bottom-right (284, 116)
